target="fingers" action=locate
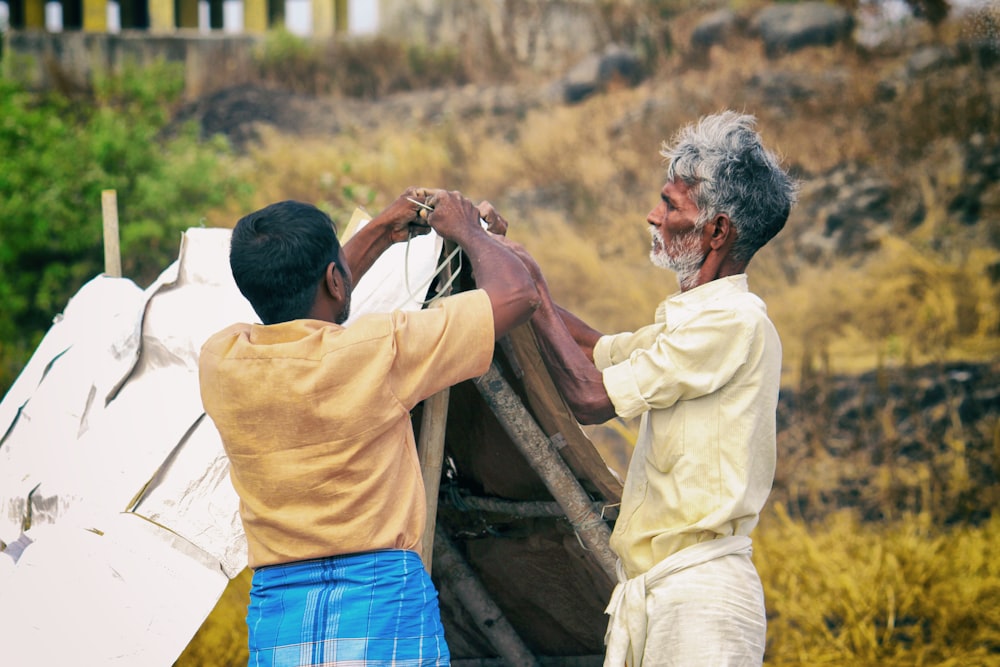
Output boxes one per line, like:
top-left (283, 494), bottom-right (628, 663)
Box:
top-left (427, 190), bottom-right (474, 216)
top-left (476, 200), bottom-right (509, 236)
top-left (396, 187), bottom-right (440, 224)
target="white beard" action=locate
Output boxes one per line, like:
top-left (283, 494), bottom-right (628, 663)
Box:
top-left (649, 226), bottom-right (703, 290)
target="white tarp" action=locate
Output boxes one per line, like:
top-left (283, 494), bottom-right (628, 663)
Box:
top-left (0, 220), bottom-right (443, 664)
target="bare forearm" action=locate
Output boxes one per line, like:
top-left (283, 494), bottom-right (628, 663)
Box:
top-left (530, 290), bottom-right (616, 424)
top-left (457, 229), bottom-right (540, 339)
top-left (343, 187), bottom-right (435, 283)
top-left (342, 219), bottom-right (394, 284)
top-left (553, 304), bottom-right (602, 362)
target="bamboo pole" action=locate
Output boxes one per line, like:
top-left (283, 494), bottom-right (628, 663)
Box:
top-left (101, 190), bottom-right (122, 278)
top-left (473, 363), bottom-right (618, 583)
top-left (418, 388), bottom-right (450, 571)
top-left (417, 240), bottom-right (457, 573)
top-left (432, 528), bottom-right (541, 667)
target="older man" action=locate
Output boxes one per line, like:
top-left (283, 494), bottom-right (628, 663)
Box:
top-left (506, 111), bottom-right (796, 666)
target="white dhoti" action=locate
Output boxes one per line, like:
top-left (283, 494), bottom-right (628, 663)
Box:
top-left (603, 536), bottom-right (766, 667)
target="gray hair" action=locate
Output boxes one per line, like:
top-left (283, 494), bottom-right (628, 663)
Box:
top-left (662, 111), bottom-right (797, 263)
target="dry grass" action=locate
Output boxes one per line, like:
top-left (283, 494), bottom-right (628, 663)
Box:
top-left (756, 505), bottom-right (1000, 666)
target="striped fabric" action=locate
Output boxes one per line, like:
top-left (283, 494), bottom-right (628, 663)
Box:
top-left (247, 550), bottom-right (450, 666)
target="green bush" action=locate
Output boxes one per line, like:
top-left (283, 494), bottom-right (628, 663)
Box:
top-left (0, 60), bottom-right (248, 394)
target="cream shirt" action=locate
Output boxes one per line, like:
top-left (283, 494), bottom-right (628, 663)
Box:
top-left (199, 289), bottom-right (494, 569)
top-left (593, 275), bottom-right (781, 579)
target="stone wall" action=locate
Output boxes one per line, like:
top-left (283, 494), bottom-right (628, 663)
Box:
top-left (3, 30), bottom-right (262, 99)
top-left (377, 0), bottom-right (608, 72)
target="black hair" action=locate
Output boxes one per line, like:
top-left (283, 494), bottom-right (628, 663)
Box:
top-left (229, 200), bottom-right (341, 324)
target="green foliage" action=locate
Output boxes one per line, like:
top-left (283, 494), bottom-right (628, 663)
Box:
top-left (0, 61), bottom-right (247, 394)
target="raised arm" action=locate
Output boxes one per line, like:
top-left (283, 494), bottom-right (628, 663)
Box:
top-left (495, 237), bottom-right (616, 425)
top-left (426, 190), bottom-right (540, 339)
top-left (342, 186), bottom-right (433, 284)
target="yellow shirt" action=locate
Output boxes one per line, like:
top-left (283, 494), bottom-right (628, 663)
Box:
top-left (593, 275), bottom-right (781, 579)
top-left (198, 289), bottom-right (494, 569)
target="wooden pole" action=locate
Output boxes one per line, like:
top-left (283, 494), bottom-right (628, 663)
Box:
top-left (418, 388), bottom-right (450, 571)
top-left (474, 363), bottom-right (619, 583)
top-left (432, 528), bottom-right (541, 667)
top-left (417, 240), bottom-right (457, 573)
top-left (101, 190), bottom-right (122, 278)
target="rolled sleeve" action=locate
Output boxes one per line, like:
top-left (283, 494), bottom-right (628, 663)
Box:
top-left (596, 310), bottom-right (754, 421)
top-left (602, 359), bottom-right (650, 420)
top-left (593, 334), bottom-right (615, 371)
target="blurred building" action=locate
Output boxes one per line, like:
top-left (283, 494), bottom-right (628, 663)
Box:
top-left (0, 0), bottom-right (382, 35)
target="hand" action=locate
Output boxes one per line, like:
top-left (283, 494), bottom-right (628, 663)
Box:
top-left (426, 190), bottom-right (483, 243)
top-left (476, 201), bottom-right (509, 236)
top-left (379, 186), bottom-right (435, 244)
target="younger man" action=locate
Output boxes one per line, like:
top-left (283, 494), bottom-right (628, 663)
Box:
top-left (199, 188), bottom-right (539, 666)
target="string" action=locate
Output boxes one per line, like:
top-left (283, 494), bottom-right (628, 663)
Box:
top-left (404, 234), bottom-right (463, 307)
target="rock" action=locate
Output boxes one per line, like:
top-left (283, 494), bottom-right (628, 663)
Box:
top-left (854, 0), bottom-right (926, 54)
top-left (906, 44), bottom-right (957, 74)
top-left (560, 44), bottom-right (643, 104)
top-left (789, 164), bottom-right (894, 262)
top-left (690, 9), bottom-right (745, 52)
top-left (752, 1), bottom-right (855, 57)
top-left (746, 68), bottom-right (847, 107)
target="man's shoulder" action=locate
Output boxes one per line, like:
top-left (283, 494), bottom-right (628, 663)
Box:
top-left (200, 322), bottom-right (252, 355)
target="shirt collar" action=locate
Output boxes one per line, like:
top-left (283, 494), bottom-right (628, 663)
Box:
top-left (655, 274), bottom-right (749, 324)
top-left (248, 319), bottom-right (341, 344)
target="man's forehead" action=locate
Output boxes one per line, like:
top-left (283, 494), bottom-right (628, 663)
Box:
top-left (661, 178), bottom-right (694, 198)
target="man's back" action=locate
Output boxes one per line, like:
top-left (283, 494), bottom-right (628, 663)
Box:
top-left (199, 290), bottom-right (494, 569)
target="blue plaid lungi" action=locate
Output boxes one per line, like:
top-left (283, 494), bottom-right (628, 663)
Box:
top-left (247, 550), bottom-right (450, 667)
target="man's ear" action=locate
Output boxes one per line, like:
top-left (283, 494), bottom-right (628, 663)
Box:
top-left (324, 262), bottom-right (347, 301)
top-left (709, 214), bottom-right (733, 251)
top-left (324, 262), bottom-right (337, 295)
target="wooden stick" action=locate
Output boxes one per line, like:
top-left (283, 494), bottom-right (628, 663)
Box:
top-left (101, 189), bottom-right (122, 278)
top-left (418, 388), bottom-right (450, 571)
top-left (474, 363), bottom-right (618, 583)
top-left (432, 528), bottom-right (541, 667)
top-left (417, 240), bottom-right (457, 573)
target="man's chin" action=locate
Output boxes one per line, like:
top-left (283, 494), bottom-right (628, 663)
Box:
top-left (649, 249), bottom-right (672, 271)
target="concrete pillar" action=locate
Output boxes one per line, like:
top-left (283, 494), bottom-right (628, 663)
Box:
top-left (333, 0), bottom-right (344, 32)
top-left (24, 0), bottom-right (45, 27)
top-left (147, 0), bottom-right (174, 31)
top-left (311, 0), bottom-right (332, 36)
top-left (243, 0), bottom-right (265, 32)
top-left (176, 0), bottom-right (196, 27)
top-left (82, 0), bottom-right (107, 31)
